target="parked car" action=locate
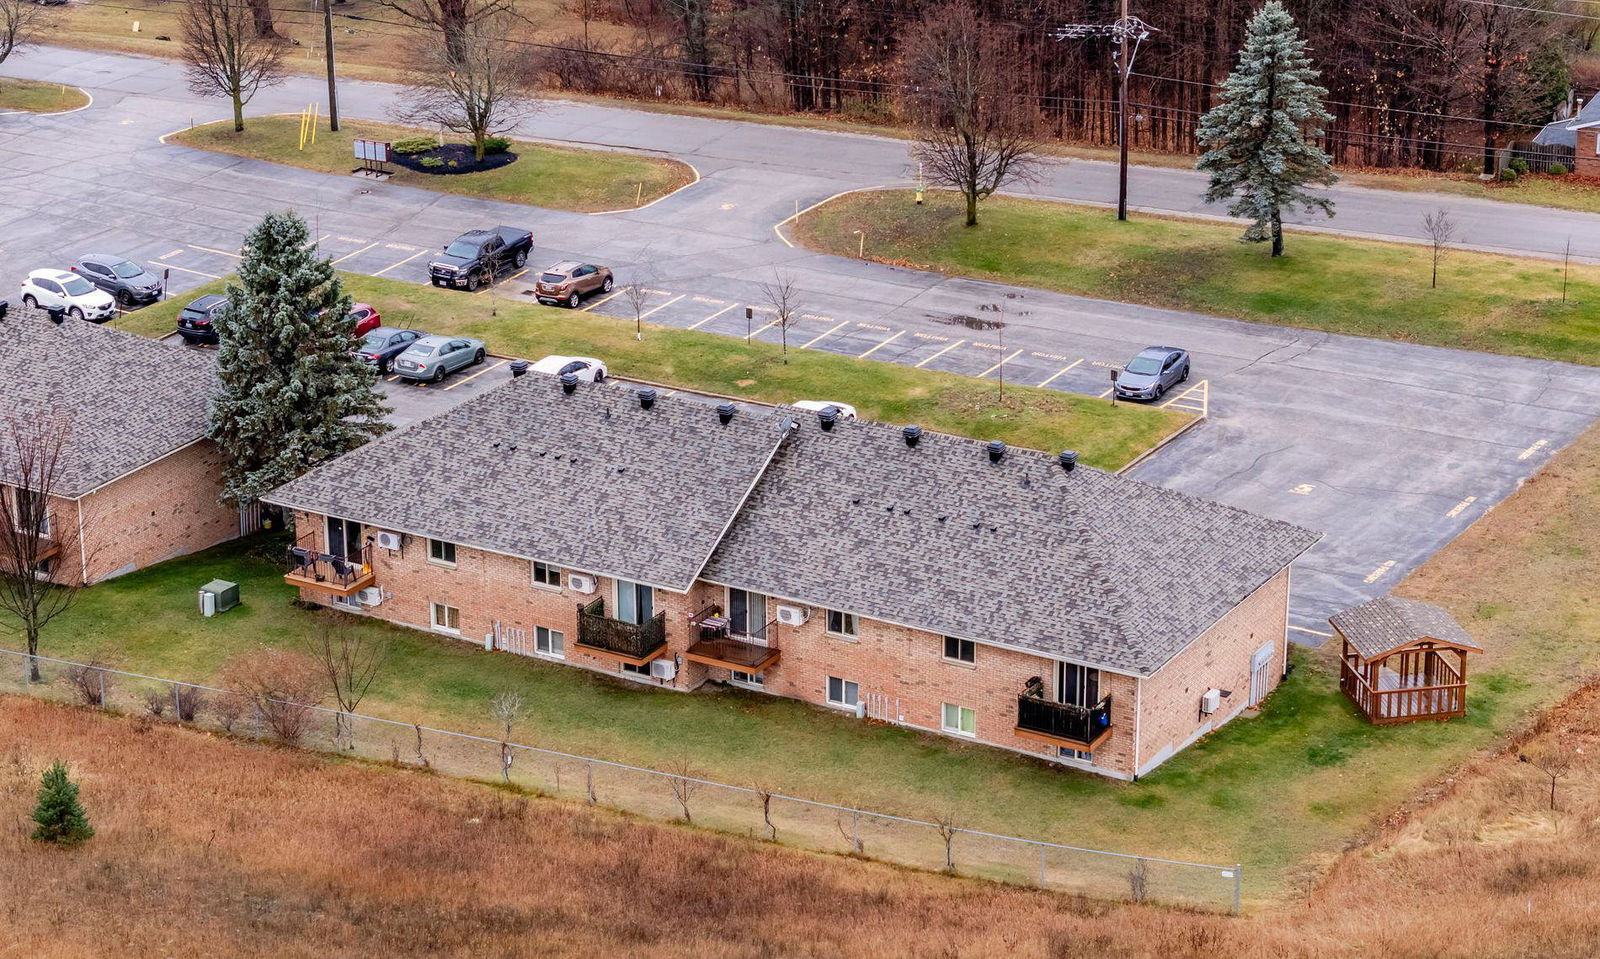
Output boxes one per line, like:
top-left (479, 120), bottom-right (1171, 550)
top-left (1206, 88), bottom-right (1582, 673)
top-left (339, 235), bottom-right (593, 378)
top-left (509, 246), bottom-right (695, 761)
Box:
top-left (355, 326), bottom-right (425, 374)
top-left (393, 334), bottom-right (487, 383)
top-left (1114, 346), bottom-right (1190, 401)
top-left (176, 294), bottom-right (229, 345)
top-left (19, 269), bottom-right (115, 322)
top-left (428, 226), bottom-right (534, 291)
top-left (70, 254), bottom-right (163, 307)
top-left (793, 400), bottom-right (858, 420)
top-left (531, 355), bottom-right (607, 383)
top-left (347, 303), bottom-right (382, 337)
top-left (534, 261), bottom-right (614, 308)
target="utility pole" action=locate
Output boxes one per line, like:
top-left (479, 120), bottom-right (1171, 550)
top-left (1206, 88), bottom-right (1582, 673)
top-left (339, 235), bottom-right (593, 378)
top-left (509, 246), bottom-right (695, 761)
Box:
top-left (1117, 0), bottom-right (1129, 221)
top-left (1054, 12), bottom-right (1157, 222)
top-left (323, 0), bottom-right (340, 132)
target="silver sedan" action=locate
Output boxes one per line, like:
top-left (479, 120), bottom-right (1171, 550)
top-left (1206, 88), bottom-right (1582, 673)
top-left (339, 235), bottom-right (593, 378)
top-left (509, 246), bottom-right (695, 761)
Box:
top-left (393, 334), bottom-right (487, 383)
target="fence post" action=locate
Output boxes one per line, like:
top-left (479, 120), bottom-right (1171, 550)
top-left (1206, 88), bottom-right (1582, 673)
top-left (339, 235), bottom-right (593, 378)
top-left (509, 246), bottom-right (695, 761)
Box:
top-left (1037, 845), bottom-right (1046, 886)
top-left (97, 669), bottom-right (106, 707)
top-left (174, 682), bottom-right (182, 718)
top-left (585, 763), bottom-right (596, 804)
top-left (1233, 863), bottom-right (1242, 916)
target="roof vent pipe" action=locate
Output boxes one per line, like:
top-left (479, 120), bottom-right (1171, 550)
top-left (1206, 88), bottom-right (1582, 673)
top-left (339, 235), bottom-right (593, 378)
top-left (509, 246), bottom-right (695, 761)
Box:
top-left (986, 440), bottom-right (1006, 463)
top-left (1059, 450), bottom-right (1077, 472)
top-left (47, 306), bottom-right (65, 326)
top-left (818, 405), bottom-right (839, 431)
top-left (902, 424), bottom-right (922, 447)
top-left (717, 402), bottom-right (736, 425)
top-left (637, 387), bottom-right (657, 410)
top-left (560, 372), bottom-right (578, 395)
top-left (510, 360), bottom-right (530, 378)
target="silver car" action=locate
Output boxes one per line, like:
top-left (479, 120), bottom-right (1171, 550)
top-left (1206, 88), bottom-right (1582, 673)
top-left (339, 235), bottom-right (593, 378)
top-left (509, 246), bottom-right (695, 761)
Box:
top-left (1114, 346), bottom-right (1190, 401)
top-left (393, 334), bottom-right (487, 383)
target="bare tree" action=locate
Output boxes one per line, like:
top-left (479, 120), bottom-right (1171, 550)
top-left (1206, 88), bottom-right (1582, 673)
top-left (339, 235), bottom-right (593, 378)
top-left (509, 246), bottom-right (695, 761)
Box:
top-left (902, 1), bottom-right (1044, 227)
top-left (1421, 208), bottom-right (1457, 289)
top-left (490, 689), bottom-right (524, 783)
top-left (180, 0), bottom-right (286, 133)
top-left (667, 755), bottom-right (701, 823)
top-left (221, 647), bottom-right (324, 745)
top-left (1520, 748), bottom-right (1574, 812)
top-left (0, 0), bottom-right (50, 77)
top-left (65, 657), bottom-right (112, 707)
top-left (620, 252), bottom-right (657, 341)
top-left (933, 811), bottom-right (959, 872)
top-left (305, 612), bottom-right (389, 750)
top-left (758, 270), bottom-right (803, 363)
top-left (392, 12), bottom-right (539, 162)
top-left (374, 0), bottom-right (513, 63)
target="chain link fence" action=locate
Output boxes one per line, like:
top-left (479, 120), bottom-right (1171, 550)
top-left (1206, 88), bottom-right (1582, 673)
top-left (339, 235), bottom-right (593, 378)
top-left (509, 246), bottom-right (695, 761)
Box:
top-left (1, 648), bottom-right (1242, 912)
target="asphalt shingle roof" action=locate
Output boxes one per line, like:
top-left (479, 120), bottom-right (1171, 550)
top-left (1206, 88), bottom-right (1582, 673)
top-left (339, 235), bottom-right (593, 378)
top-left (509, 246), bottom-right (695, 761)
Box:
top-left (1330, 596), bottom-right (1479, 662)
top-left (702, 416), bottom-right (1320, 675)
top-left (266, 374), bottom-right (793, 592)
top-left (0, 310), bottom-right (216, 498)
top-left (1533, 93), bottom-right (1600, 147)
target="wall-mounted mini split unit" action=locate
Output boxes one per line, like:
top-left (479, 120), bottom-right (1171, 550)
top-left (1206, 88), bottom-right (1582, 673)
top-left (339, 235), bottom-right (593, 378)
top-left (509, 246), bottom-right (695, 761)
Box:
top-left (567, 573), bottom-right (596, 595)
top-left (649, 658), bottom-right (677, 681)
top-left (373, 530), bottom-right (403, 551)
top-left (1200, 688), bottom-right (1222, 715)
top-left (356, 587), bottom-right (383, 607)
top-left (775, 604), bottom-right (810, 626)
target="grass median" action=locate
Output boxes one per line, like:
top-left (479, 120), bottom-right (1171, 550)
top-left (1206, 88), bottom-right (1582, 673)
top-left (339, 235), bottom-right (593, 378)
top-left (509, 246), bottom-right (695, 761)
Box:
top-left (794, 190), bottom-right (1600, 366)
top-left (166, 116), bottom-right (694, 213)
top-left (123, 272), bottom-right (1187, 470)
top-left (0, 78), bottom-right (89, 114)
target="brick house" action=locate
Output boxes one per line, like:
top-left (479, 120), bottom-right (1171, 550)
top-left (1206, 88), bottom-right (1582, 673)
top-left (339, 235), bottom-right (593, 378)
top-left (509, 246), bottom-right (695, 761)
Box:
top-left (1532, 93), bottom-right (1600, 177)
top-left (266, 374), bottom-right (1318, 779)
top-left (0, 309), bottom-right (240, 585)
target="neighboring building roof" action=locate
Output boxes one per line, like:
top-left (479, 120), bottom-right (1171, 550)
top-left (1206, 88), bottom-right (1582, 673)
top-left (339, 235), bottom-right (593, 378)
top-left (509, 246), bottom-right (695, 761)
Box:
top-left (0, 309), bottom-right (216, 498)
top-left (1330, 596), bottom-right (1480, 662)
top-left (702, 415), bottom-right (1320, 676)
top-left (265, 374), bottom-right (794, 593)
top-left (1532, 93), bottom-right (1600, 147)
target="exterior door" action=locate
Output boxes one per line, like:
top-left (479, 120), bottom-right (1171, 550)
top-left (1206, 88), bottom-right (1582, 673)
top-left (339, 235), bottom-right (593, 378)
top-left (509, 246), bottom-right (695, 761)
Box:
top-left (326, 516), bottom-right (362, 558)
top-left (1249, 641), bottom-right (1276, 706)
top-left (728, 588), bottom-right (768, 641)
top-left (615, 580), bottom-right (653, 624)
top-left (1056, 662), bottom-right (1101, 761)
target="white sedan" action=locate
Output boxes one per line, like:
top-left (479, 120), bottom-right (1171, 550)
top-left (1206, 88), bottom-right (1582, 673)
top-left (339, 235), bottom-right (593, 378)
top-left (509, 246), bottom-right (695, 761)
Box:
top-left (793, 400), bottom-right (858, 420)
top-left (19, 269), bottom-right (116, 322)
top-left (532, 354), bottom-right (608, 383)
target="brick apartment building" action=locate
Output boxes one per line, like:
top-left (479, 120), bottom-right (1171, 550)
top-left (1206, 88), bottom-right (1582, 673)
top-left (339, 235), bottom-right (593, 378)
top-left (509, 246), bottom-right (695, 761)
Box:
top-left (0, 309), bottom-right (240, 584)
top-left (266, 374), bottom-right (1319, 779)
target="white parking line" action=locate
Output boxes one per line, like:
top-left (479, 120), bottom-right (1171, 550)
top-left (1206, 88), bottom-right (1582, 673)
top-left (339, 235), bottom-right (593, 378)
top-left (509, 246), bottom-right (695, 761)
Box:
top-left (1288, 625), bottom-right (1334, 638)
top-left (913, 339), bottom-right (965, 368)
top-left (747, 318), bottom-right (781, 340)
top-left (1036, 358), bottom-right (1083, 388)
top-left (979, 348), bottom-right (1025, 379)
top-left (640, 293), bottom-right (685, 319)
top-left (329, 241), bottom-right (380, 266)
top-left (857, 330), bottom-right (905, 359)
top-left (189, 244), bottom-right (242, 259)
top-left (151, 261), bottom-right (220, 279)
top-left (802, 320), bottom-right (851, 349)
top-left (373, 250), bottom-right (426, 276)
top-left (582, 289), bottom-right (624, 312)
top-left (159, 248), bottom-right (184, 260)
top-left (442, 359), bottom-right (507, 391)
top-left (688, 302), bottom-right (737, 330)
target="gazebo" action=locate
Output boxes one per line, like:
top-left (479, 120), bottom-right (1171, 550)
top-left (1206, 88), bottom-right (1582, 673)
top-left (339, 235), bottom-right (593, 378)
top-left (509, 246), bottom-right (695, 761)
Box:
top-left (1330, 597), bottom-right (1481, 725)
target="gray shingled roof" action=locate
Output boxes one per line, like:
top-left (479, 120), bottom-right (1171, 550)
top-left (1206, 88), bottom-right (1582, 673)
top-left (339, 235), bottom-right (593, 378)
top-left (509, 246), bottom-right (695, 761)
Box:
top-left (265, 375), bottom-right (793, 592)
top-left (1533, 93), bottom-right (1600, 147)
top-left (702, 416), bottom-right (1320, 676)
top-left (0, 309), bottom-right (216, 498)
top-left (1330, 596), bottom-right (1479, 662)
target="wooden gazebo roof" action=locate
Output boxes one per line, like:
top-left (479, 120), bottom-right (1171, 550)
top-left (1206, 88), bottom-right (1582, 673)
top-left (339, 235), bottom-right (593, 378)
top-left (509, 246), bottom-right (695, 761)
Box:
top-left (1330, 597), bottom-right (1481, 664)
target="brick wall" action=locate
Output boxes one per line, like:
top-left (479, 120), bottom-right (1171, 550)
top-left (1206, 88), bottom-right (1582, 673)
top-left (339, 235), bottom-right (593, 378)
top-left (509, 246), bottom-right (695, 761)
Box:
top-left (1578, 130), bottom-right (1600, 177)
top-left (1132, 568), bottom-right (1290, 776)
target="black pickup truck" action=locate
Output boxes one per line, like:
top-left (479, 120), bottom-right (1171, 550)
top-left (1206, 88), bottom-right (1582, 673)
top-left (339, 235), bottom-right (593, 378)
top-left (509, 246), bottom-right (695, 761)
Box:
top-left (428, 226), bottom-right (535, 291)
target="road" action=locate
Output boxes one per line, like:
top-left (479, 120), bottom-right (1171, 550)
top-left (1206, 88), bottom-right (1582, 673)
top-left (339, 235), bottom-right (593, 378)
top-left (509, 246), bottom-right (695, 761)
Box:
top-left (4, 46), bottom-right (1599, 638)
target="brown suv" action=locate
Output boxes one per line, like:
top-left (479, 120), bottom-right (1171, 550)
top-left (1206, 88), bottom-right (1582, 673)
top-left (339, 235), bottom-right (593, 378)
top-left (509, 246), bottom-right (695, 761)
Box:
top-left (534, 261), bottom-right (614, 308)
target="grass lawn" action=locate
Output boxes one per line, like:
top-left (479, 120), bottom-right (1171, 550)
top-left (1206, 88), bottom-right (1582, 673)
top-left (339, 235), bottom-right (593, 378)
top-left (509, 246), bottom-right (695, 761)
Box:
top-left (121, 272), bottom-right (1185, 469)
top-left (0, 78), bottom-right (89, 114)
top-left (794, 190), bottom-right (1600, 366)
top-left (167, 116), bottom-right (694, 213)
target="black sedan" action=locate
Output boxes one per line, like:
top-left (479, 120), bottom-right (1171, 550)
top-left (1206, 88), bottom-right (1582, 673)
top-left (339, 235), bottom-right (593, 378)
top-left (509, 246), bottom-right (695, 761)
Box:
top-left (355, 326), bottom-right (425, 374)
top-left (1114, 346), bottom-right (1190, 401)
top-left (71, 254), bottom-right (163, 308)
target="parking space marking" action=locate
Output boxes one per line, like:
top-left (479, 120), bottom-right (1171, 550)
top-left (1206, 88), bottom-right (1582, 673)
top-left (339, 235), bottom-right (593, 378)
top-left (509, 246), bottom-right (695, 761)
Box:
top-left (1031, 350), bottom-right (1072, 362)
top-left (309, 234), bottom-right (330, 248)
top-left (856, 321), bottom-right (894, 333)
top-left (1288, 625), bottom-right (1334, 638)
top-left (857, 330), bottom-right (905, 358)
top-left (911, 331), bottom-right (950, 342)
top-left (374, 250), bottom-right (426, 276)
top-left (1036, 358), bottom-right (1082, 388)
top-left (1160, 379), bottom-right (1210, 416)
top-left (1098, 386), bottom-right (1115, 399)
top-left (151, 261), bottom-right (220, 279)
top-left (979, 348), bottom-right (1025, 379)
top-left (442, 359), bottom-right (507, 391)
top-left (1290, 484), bottom-right (1315, 495)
top-left (689, 302), bottom-right (738, 330)
top-left (691, 295), bottom-right (726, 305)
top-left (802, 319), bottom-right (852, 349)
top-left (506, 269), bottom-right (528, 283)
top-left (640, 293), bottom-right (685, 319)
top-left (1517, 438), bottom-right (1548, 460)
top-left (189, 244), bottom-right (241, 259)
top-left (914, 338), bottom-right (966, 368)
top-left (383, 242), bottom-right (422, 252)
top-left (330, 242), bottom-right (379, 266)
top-left (1363, 560), bottom-right (1397, 584)
top-left (159, 247), bottom-right (184, 260)
top-left (748, 317), bottom-right (781, 339)
top-left (1446, 496), bottom-right (1478, 518)
top-left (582, 289), bottom-right (624, 312)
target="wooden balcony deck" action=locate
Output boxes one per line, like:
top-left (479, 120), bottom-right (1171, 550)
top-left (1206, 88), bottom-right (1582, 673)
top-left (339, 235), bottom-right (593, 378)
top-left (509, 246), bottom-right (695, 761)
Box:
top-left (685, 635), bottom-right (781, 673)
top-left (284, 545), bottom-right (375, 598)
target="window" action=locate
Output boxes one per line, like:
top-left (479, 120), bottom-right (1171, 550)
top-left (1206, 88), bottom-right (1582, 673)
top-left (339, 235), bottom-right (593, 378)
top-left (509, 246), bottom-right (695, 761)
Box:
top-left (826, 676), bottom-right (859, 708)
top-left (944, 636), bottom-right (976, 664)
top-left (326, 516), bottom-right (363, 559)
top-left (730, 669), bottom-right (765, 687)
top-left (535, 626), bottom-right (564, 659)
top-left (12, 487), bottom-right (49, 538)
top-left (615, 580), bottom-right (654, 624)
top-left (941, 703), bottom-right (977, 737)
top-left (729, 588), bottom-right (768, 639)
top-left (826, 609), bottom-right (857, 638)
top-left (621, 661), bottom-right (651, 677)
top-left (430, 602), bottom-right (460, 634)
top-left (428, 539), bottom-right (457, 566)
top-left (532, 562), bottom-right (562, 589)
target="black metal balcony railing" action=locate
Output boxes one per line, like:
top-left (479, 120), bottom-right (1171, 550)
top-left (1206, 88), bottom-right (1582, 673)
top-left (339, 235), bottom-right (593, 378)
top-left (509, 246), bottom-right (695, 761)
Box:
top-left (576, 597), bottom-right (667, 661)
top-left (1015, 694), bottom-right (1114, 748)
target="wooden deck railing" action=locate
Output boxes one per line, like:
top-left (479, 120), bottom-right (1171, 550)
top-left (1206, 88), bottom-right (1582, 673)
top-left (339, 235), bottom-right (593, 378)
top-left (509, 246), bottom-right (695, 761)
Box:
top-left (1340, 659), bottom-right (1466, 725)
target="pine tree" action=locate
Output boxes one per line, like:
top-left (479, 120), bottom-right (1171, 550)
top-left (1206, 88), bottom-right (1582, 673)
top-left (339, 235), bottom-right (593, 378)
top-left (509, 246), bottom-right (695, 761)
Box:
top-left (209, 212), bottom-right (391, 506)
top-left (31, 760), bottom-right (94, 846)
top-left (1195, 0), bottom-right (1336, 257)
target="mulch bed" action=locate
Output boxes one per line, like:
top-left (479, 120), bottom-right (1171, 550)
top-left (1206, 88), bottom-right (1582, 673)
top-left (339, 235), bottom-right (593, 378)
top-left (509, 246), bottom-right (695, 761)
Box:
top-left (391, 143), bottom-right (519, 176)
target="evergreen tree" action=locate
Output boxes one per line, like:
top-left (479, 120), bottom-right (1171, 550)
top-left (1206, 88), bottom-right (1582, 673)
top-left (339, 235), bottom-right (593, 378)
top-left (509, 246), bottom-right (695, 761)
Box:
top-left (1195, 0), bottom-right (1336, 257)
top-left (31, 760), bottom-right (93, 846)
top-left (209, 212), bottom-right (390, 506)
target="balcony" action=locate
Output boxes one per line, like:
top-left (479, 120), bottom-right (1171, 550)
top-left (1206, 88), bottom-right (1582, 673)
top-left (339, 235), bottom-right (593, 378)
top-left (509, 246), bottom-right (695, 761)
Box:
top-left (683, 604), bottom-right (780, 673)
top-left (1014, 693), bottom-right (1114, 752)
top-left (284, 543), bottom-right (376, 597)
top-left (575, 597), bottom-right (667, 665)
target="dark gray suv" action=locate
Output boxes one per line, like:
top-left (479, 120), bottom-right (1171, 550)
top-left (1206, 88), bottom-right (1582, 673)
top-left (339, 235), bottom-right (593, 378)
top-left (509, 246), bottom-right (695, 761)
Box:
top-left (1114, 346), bottom-right (1190, 401)
top-left (71, 254), bottom-right (164, 307)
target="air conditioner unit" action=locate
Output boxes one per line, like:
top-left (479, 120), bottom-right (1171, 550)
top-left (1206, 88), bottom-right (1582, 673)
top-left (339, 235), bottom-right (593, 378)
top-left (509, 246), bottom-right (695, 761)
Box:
top-left (568, 573), bottom-right (596, 594)
top-left (775, 603), bottom-right (810, 626)
top-left (1200, 688), bottom-right (1222, 715)
top-left (356, 587), bottom-right (383, 606)
top-left (649, 658), bottom-right (677, 681)
top-left (373, 530), bottom-right (403, 551)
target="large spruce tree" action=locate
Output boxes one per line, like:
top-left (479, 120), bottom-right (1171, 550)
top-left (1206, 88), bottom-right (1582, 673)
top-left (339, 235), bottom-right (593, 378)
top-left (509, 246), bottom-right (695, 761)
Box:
top-left (209, 211), bottom-right (390, 506)
top-left (1195, 0), bottom-right (1335, 257)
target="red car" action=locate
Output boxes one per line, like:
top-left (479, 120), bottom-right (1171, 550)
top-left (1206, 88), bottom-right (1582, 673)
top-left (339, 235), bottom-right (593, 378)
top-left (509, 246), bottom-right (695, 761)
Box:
top-left (348, 303), bottom-right (381, 337)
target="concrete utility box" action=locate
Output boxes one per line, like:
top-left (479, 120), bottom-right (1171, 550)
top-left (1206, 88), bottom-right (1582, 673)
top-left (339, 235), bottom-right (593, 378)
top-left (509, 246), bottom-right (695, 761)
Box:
top-left (199, 580), bottom-right (240, 617)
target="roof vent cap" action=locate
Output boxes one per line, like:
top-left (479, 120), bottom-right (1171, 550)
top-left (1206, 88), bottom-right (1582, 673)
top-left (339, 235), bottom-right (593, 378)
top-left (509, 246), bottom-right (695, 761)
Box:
top-left (818, 405), bottom-right (839, 431)
top-left (637, 387), bottom-right (657, 410)
top-left (717, 402), bottom-right (736, 425)
top-left (902, 424), bottom-right (922, 448)
top-left (560, 372), bottom-right (578, 395)
top-left (510, 359), bottom-right (530, 378)
top-left (1059, 450), bottom-right (1077, 472)
top-left (47, 306), bottom-right (65, 326)
top-left (986, 440), bottom-right (1006, 464)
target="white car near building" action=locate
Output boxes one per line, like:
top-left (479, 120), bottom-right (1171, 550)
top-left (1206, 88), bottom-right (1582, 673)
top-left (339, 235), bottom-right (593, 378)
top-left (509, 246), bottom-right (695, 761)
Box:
top-left (531, 355), bottom-right (608, 383)
top-left (19, 269), bottom-right (116, 322)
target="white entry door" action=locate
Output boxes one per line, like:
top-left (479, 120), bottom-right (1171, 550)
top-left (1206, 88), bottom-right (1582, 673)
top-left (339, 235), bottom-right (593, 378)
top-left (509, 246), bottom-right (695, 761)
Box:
top-left (1248, 642), bottom-right (1277, 706)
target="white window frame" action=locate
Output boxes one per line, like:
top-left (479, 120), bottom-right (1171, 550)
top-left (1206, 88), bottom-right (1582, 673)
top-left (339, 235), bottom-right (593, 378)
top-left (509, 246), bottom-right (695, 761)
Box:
top-left (10, 487), bottom-right (50, 539)
top-left (532, 561), bottom-right (563, 590)
top-left (535, 625), bottom-right (565, 660)
top-left (427, 539), bottom-right (457, 567)
top-left (826, 676), bottom-right (859, 709)
top-left (941, 703), bottom-right (977, 737)
top-left (943, 636), bottom-right (976, 665)
top-left (825, 609), bottom-right (857, 639)
top-left (430, 601), bottom-right (461, 635)
top-left (730, 669), bottom-right (765, 689)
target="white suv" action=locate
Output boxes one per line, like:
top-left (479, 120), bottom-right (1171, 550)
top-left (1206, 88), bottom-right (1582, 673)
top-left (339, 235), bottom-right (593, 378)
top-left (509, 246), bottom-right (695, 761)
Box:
top-left (19, 269), bottom-right (116, 322)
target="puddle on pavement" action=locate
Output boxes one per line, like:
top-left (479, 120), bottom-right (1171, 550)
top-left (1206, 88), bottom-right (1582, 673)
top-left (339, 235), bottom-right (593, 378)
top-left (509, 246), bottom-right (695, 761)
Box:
top-left (930, 312), bottom-right (1005, 331)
